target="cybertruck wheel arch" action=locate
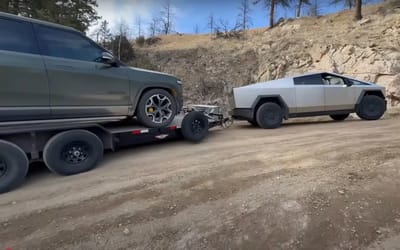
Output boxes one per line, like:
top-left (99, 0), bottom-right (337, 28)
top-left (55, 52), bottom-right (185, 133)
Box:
top-left (251, 95), bottom-right (290, 119)
top-left (355, 90), bottom-right (386, 112)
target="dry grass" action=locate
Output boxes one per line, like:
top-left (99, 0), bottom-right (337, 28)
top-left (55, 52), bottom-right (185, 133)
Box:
top-left (139, 2), bottom-right (391, 52)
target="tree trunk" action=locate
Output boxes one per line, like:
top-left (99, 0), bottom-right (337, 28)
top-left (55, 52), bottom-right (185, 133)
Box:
top-left (118, 35), bottom-right (122, 60)
top-left (269, 0), bottom-right (275, 28)
top-left (296, 0), bottom-right (302, 17)
top-left (355, 0), bottom-right (362, 20)
top-left (348, 0), bottom-right (353, 9)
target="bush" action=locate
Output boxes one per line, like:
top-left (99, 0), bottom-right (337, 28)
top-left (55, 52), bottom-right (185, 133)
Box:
top-left (145, 37), bottom-right (161, 45)
top-left (135, 36), bottom-right (145, 47)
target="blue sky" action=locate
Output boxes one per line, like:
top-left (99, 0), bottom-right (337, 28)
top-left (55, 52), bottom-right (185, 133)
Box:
top-left (94, 0), bottom-right (383, 36)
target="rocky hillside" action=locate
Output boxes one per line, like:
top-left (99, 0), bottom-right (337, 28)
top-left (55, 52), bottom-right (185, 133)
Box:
top-left (136, 1), bottom-right (400, 113)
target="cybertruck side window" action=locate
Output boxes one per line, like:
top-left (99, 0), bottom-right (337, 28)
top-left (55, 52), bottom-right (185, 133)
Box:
top-left (35, 25), bottom-right (104, 62)
top-left (294, 75), bottom-right (324, 85)
top-left (347, 79), bottom-right (369, 85)
top-left (0, 18), bottom-right (39, 54)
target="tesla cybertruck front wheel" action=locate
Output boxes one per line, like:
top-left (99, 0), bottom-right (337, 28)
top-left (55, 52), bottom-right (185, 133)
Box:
top-left (357, 95), bottom-right (386, 120)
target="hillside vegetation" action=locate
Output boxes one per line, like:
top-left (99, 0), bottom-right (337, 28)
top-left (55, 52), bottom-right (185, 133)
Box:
top-left (135, 1), bottom-right (400, 113)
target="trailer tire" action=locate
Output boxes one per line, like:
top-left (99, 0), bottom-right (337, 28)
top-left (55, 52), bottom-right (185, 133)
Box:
top-left (0, 140), bottom-right (29, 193)
top-left (43, 130), bottom-right (104, 176)
top-left (181, 111), bottom-right (209, 143)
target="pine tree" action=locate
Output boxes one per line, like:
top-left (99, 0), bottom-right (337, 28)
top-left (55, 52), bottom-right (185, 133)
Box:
top-left (254, 0), bottom-right (292, 28)
top-left (0, 0), bottom-right (100, 32)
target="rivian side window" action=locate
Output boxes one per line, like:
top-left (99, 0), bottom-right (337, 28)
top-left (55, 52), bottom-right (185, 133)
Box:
top-left (0, 18), bottom-right (39, 54)
top-left (293, 74), bottom-right (324, 85)
top-left (35, 25), bottom-right (104, 62)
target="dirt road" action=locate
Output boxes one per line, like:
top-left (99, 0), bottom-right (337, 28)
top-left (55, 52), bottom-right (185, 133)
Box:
top-left (1, 117), bottom-right (400, 250)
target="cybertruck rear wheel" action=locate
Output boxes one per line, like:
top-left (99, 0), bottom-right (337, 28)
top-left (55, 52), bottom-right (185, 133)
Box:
top-left (136, 89), bottom-right (177, 128)
top-left (256, 102), bottom-right (283, 129)
top-left (357, 95), bottom-right (386, 120)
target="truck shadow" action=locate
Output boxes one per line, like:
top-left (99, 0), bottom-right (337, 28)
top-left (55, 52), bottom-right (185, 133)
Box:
top-left (236, 118), bottom-right (362, 129)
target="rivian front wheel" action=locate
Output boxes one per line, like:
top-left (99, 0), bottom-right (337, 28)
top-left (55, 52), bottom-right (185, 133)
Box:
top-left (136, 89), bottom-right (177, 128)
top-left (357, 95), bottom-right (386, 120)
top-left (256, 102), bottom-right (283, 129)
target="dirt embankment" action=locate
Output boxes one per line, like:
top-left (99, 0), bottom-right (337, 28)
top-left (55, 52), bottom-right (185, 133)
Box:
top-left (1, 117), bottom-right (400, 249)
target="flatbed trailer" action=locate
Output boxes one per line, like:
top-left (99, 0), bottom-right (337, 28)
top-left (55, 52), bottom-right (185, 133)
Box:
top-left (0, 105), bottom-right (232, 193)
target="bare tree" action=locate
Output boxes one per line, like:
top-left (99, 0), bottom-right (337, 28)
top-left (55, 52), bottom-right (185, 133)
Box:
top-left (160, 0), bottom-right (175, 34)
top-left (115, 20), bottom-right (129, 60)
top-left (194, 24), bottom-right (200, 34)
top-left (331, 0), bottom-right (355, 9)
top-left (135, 15), bottom-right (142, 37)
top-left (148, 17), bottom-right (160, 37)
top-left (308, 0), bottom-right (320, 16)
top-left (238, 0), bottom-right (252, 31)
top-left (95, 20), bottom-right (112, 48)
top-left (207, 12), bottom-right (215, 34)
top-left (296, 0), bottom-right (311, 17)
top-left (355, 0), bottom-right (362, 20)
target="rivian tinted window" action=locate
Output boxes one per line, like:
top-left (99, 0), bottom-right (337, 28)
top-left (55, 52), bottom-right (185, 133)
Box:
top-left (35, 25), bottom-right (103, 62)
top-left (0, 18), bottom-right (38, 54)
top-left (294, 75), bottom-right (324, 85)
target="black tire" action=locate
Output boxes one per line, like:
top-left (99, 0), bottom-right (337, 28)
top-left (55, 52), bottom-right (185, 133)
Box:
top-left (0, 140), bottom-right (29, 193)
top-left (43, 130), bottom-right (104, 176)
top-left (256, 102), bottom-right (283, 129)
top-left (181, 111), bottom-right (209, 143)
top-left (136, 89), bottom-right (178, 128)
top-left (356, 95), bottom-right (386, 120)
top-left (247, 120), bottom-right (258, 127)
top-left (330, 113), bottom-right (350, 121)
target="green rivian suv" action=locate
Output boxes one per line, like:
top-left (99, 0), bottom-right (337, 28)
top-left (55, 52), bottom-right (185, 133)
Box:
top-left (0, 12), bottom-right (183, 128)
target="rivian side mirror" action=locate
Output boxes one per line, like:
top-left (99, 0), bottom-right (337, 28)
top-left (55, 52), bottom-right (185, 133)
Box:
top-left (101, 52), bottom-right (118, 66)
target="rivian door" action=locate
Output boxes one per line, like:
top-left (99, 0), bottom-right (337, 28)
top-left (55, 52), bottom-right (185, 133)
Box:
top-left (34, 24), bottom-right (130, 118)
top-left (0, 17), bottom-right (49, 121)
top-left (293, 74), bottom-right (325, 113)
top-left (322, 73), bottom-right (356, 111)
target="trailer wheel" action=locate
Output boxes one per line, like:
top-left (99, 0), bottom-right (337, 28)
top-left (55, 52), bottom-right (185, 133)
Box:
top-left (43, 130), bottom-right (104, 176)
top-left (0, 140), bottom-right (29, 193)
top-left (181, 112), bottom-right (209, 143)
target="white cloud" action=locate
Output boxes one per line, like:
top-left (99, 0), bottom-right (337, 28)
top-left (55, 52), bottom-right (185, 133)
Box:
top-left (91, 0), bottom-right (161, 37)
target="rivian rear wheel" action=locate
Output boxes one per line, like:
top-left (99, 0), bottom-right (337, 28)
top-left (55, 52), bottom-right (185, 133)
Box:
top-left (256, 103), bottom-right (283, 129)
top-left (357, 95), bottom-right (386, 120)
top-left (136, 89), bottom-right (177, 128)
top-left (330, 114), bottom-right (349, 121)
